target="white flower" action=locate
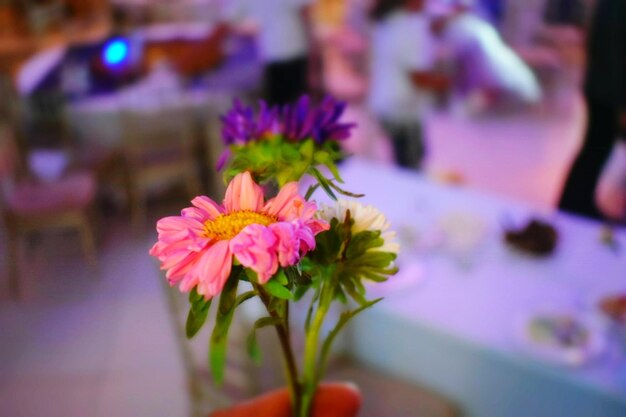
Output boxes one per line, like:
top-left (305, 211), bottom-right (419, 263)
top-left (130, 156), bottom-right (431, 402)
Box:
top-left (318, 200), bottom-right (400, 255)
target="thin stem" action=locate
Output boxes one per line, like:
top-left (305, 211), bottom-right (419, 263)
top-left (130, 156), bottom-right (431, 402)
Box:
top-left (299, 281), bottom-right (333, 417)
top-left (253, 284), bottom-right (302, 415)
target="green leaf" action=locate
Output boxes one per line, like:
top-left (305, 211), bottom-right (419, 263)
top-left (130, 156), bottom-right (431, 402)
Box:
top-left (309, 166), bottom-right (336, 201)
top-left (269, 296), bottom-right (286, 316)
top-left (327, 179), bottom-right (365, 199)
top-left (274, 269), bottom-right (289, 286)
top-left (299, 138), bottom-right (315, 160)
top-left (356, 252), bottom-right (397, 268)
top-left (185, 298), bottom-right (211, 339)
top-left (209, 275), bottom-right (240, 385)
top-left (334, 285), bottom-right (348, 304)
top-left (284, 267), bottom-right (300, 285)
top-left (293, 284), bottom-right (311, 301)
top-left (309, 220), bottom-right (343, 264)
top-left (345, 231), bottom-right (383, 259)
top-left (340, 277), bottom-right (367, 305)
top-left (236, 290), bottom-right (256, 306)
top-left (305, 287), bottom-right (321, 332)
top-left (244, 269), bottom-right (258, 283)
top-left (246, 316), bottom-right (281, 364)
top-left (322, 157), bottom-right (343, 183)
top-left (295, 272), bottom-right (313, 287)
top-left (189, 287), bottom-right (203, 305)
top-left (316, 298), bottom-right (383, 384)
top-left (264, 279), bottom-right (294, 300)
top-left (305, 183), bottom-right (320, 200)
top-left (358, 270), bottom-right (389, 283)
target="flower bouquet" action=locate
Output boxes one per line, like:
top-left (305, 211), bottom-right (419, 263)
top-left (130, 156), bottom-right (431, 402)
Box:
top-left (150, 96), bottom-right (398, 417)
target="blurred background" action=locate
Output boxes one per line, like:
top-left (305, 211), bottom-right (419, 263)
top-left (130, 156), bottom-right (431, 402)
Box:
top-left (0, 0), bottom-right (625, 416)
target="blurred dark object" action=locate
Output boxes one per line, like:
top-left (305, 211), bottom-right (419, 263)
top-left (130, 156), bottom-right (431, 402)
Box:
top-left (143, 28), bottom-right (227, 79)
top-left (599, 294), bottom-right (626, 325)
top-left (544, 0), bottom-right (587, 27)
top-left (0, 2), bottom-right (26, 37)
top-left (504, 219), bottom-right (559, 256)
top-left (558, 0), bottom-right (626, 220)
top-left (599, 225), bottom-right (621, 253)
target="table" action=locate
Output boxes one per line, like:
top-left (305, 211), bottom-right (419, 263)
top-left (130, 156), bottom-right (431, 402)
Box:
top-left (334, 158), bottom-right (626, 417)
top-left (65, 34), bottom-right (261, 148)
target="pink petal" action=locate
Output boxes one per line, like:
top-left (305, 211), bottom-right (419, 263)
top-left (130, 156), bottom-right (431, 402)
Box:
top-left (306, 218), bottom-right (330, 235)
top-left (296, 200), bottom-right (319, 221)
top-left (165, 250), bottom-right (199, 283)
top-left (156, 216), bottom-right (204, 241)
top-left (230, 224), bottom-right (279, 284)
top-left (268, 222), bottom-right (300, 267)
top-left (191, 196), bottom-right (223, 220)
top-left (181, 207), bottom-right (207, 222)
top-left (224, 172), bottom-right (264, 213)
top-left (264, 182), bottom-right (299, 219)
top-left (194, 240), bottom-right (233, 299)
top-left (294, 222), bottom-right (317, 254)
top-left (179, 273), bottom-right (200, 293)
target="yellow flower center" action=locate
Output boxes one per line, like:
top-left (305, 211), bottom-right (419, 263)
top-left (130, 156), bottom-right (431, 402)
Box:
top-left (204, 210), bottom-right (277, 240)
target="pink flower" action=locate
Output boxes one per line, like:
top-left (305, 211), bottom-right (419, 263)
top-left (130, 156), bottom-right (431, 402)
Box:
top-left (149, 172), bottom-right (329, 299)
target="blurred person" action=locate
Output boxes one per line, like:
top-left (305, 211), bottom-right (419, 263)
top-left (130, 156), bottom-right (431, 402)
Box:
top-left (544, 0), bottom-right (587, 28)
top-left (368, 0), bottom-right (449, 169)
top-left (595, 139), bottom-right (626, 222)
top-left (433, 0), bottom-right (542, 115)
top-left (222, 0), bottom-right (315, 105)
top-left (558, 0), bottom-right (626, 220)
top-left (210, 383), bottom-right (361, 417)
top-left (346, 0), bottom-right (376, 36)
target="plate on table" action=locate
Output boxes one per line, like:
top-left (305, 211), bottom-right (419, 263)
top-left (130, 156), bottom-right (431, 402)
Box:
top-left (437, 211), bottom-right (490, 251)
top-left (513, 308), bottom-right (607, 367)
top-left (597, 293), bottom-right (626, 347)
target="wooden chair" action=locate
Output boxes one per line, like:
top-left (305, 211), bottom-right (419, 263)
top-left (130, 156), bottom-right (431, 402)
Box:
top-left (0, 126), bottom-right (98, 298)
top-left (120, 108), bottom-right (202, 230)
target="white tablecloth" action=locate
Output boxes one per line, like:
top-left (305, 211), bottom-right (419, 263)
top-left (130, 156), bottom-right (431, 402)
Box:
top-left (333, 158), bottom-right (626, 417)
top-left (67, 88), bottom-right (224, 148)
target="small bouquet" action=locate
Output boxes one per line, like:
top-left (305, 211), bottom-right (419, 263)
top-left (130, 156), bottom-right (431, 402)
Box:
top-left (150, 96), bottom-right (398, 417)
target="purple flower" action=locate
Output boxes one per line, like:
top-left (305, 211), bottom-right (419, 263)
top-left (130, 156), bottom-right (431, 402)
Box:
top-left (220, 99), bottom-right (257, 145)
top-left (282, 96), bottom-right (355, 143)
top-left (220, 100), bottom-right (280, 145)
top-left (313, 96), bottom-right (356, 143)
top-left (282, 96), bottom-right (317, 142)
top-left (254, 101), bottom-right (281, 138)
top-left (220, 95), bottom-right (355, 146)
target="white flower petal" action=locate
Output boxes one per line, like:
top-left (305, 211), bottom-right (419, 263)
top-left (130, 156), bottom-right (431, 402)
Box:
top-left (318, 199), bottom-right (399, 255)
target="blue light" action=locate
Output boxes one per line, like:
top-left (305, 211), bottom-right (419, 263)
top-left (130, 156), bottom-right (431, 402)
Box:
top-left (103, 39), bottom-right (130, 66)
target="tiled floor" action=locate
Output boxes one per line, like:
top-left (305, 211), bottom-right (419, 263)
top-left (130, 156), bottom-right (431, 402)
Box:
top-left (0, 218), bottom-right (188, 417)
top-left (0, 81), bottom-right (587, 416)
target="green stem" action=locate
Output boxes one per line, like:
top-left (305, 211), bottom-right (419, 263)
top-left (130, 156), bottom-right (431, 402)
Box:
top-left (299, 283), bottom-right (332, 417)
top-left (254, 284), bottom-right (302, 415)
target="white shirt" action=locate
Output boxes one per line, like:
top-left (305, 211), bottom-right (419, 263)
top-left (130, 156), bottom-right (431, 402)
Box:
top-left (368, 11), bottom-right (436, 122)
top-left (445, 13), bottom-right (541, 103)
top-left (223, 0), bottom-right (311, 62)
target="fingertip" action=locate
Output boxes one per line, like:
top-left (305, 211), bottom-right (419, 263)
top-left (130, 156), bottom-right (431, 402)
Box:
top-left (341, 381), bottom-right (361, 397)
top-left (313, 382), bottom-right (362, 417)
